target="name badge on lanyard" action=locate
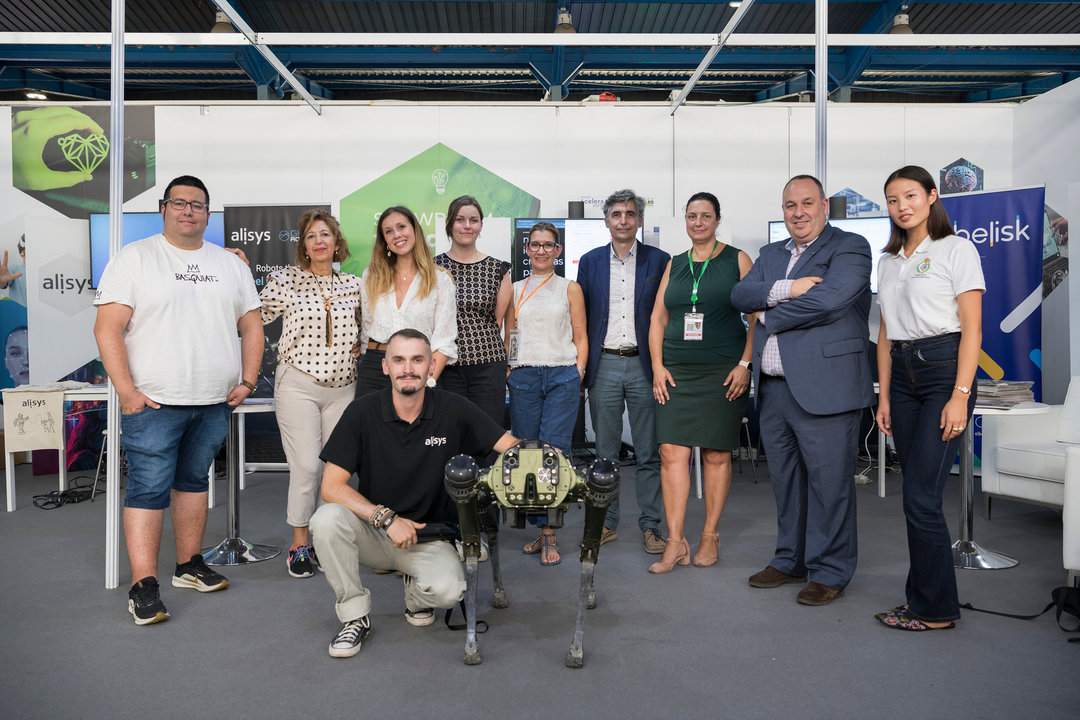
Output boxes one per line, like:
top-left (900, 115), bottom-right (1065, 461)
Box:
top-left (683, 312), bottom-right (704, 341)
top-left (683, 241), bottom-right (717, 342)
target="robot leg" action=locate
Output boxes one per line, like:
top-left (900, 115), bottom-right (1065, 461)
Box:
top-left (566, 458), bottom-right (620, 668)
top-left (444, 455), bottom-right (483, 665)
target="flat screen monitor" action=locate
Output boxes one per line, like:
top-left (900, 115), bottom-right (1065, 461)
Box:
top-left (512, 218), bottom-right (635, 282)
top-left (767, 217), bottom-right (892, 293)
top-left (89, 211), bottom-right (225, 288)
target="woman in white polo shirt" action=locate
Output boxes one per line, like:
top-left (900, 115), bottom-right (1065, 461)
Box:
top-left (874, 165), bottom-right (985, 631)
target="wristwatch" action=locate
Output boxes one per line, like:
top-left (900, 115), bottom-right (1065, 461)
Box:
top-left (240, 379), bottom-right (256, 392)
top-left (954, 384), bottom-right (971, 395)
top-left (738, 360), bottom-right (752, 371)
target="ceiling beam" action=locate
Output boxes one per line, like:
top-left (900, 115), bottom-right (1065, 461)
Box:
top-left (0, 66), bottom-right (108, 99)
top-left (669, 0), bottom-right (757, 113)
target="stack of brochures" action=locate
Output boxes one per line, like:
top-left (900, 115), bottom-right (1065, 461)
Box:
top-left (976, 380), bottom-right (1035, 408)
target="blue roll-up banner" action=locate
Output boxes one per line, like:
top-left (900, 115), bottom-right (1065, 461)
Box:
top-left (939, 185), bottom-right (1045, 463)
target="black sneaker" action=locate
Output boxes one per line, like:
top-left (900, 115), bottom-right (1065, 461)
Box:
top-left (309, 544), bottom-right (323, 572)
top-left (172, 553), bottom-right (229, 592)
top-left (329, 616), bottom-right (371, 658)
top-left (287, 544), bottom-right (315, 578)
top-left (128, 577), bottom-right (170, 626)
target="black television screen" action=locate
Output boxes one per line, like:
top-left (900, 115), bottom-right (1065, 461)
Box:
top-left (767, 217), bottom-right (892, 293)
top-left (89, 211), bottom-right (225, 288)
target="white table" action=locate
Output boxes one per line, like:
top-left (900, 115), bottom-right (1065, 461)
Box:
top-left (953, 401), bottom-right (1049, 570)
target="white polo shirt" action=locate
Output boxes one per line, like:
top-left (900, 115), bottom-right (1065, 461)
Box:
top-left (877, 234), bottom-right (985, 342)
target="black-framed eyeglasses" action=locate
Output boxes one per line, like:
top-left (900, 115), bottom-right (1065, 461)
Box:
top-left (527, 241), bottom-right (558, 252)
top-left (163, 198), bottom-right (208, 214)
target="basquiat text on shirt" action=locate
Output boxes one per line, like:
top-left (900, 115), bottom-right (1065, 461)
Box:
top-left (174, 263), bottom-right (219, 284)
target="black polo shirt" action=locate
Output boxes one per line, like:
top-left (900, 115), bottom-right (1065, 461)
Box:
top-left (320, 388), bottom-right (505, 523)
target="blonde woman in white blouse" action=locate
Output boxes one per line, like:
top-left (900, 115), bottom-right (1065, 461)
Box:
top-left (355, 205), bottom-right (457, 397)
top-left (260, 209), bottom-right (362, 579)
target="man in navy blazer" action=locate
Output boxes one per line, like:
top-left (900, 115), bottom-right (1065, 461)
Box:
top-left (731, 175), bottom-right (874, 605)
top-left (577, 189), bottom-right (671, 554)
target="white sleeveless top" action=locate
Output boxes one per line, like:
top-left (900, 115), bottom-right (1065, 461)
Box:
top-left (510, 272), bottom-right (577, 367)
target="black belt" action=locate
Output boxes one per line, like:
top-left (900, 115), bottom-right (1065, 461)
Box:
top-left (760, 373), bottom-right (785, 382)
top-left (602, 347), bottom-right (639, 358)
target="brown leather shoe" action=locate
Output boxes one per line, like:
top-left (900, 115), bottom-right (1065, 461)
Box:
top-left (748, 565), bottom-right (808, 588)
top-left (796, 581), bottom-right (845, 606)
top-left (600, 527), bottom-right (618, 546)
top-left (642, 528), bottom-right (666, 554)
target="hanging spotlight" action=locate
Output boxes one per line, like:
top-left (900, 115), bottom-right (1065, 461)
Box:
top-left (26, 92), bottom-right (47, 100)
top-left (889, 7), bottom-right (914, 35)
top-left (554, 7), bottom-right (576, 34)
top-left (211, 11), bottom-right (234, 33)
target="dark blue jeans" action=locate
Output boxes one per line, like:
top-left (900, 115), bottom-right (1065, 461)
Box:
top-left (888, 332), bottom-right (976, 622)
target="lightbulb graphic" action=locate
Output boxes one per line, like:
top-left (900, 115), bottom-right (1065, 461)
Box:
top-left (432, 168), bottom-right (449, 195)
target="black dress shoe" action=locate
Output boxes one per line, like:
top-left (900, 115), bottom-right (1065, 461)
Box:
top-left (748, 565), bottom-right (808, 588)
top-left (796, 581), bottom-right (844, 606)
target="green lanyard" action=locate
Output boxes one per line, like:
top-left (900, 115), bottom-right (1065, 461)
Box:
top-left (687, 241), bottom-right (718, 311)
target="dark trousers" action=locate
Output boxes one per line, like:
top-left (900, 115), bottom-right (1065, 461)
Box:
top-left (758, 375), bottom-right (861, 589)
top-left (440, 360), bottom-right (508, 428)
top-left (888, 332), bottom-right (975, 623)
top-left (354, 349), bottom-right (389, 398)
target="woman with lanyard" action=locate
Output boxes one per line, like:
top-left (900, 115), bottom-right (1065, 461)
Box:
top-left (647, 192), bottom-right (754, 573)
top-left (259, 209), bottom-right (362, 578)
top-left (874, 165), bottom-right (983, 631)
top-left (505, 222), bottom-right (588, 567)
top-left (356, 206), bottom-right (457, 397)
top-left (434, 195), bottom-right (512, 427)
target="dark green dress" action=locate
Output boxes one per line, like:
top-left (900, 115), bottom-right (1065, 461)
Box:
top-left (655, 243), bottom-right (748, 450)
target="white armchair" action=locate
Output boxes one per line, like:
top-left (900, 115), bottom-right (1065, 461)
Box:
top-left (981, 376), bottom-right (1080, 584)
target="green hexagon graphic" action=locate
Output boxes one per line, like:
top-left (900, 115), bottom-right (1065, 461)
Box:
top-left (339, 143), bottom-right (540, 276)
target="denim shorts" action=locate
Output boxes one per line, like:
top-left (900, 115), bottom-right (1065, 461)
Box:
top-left (121, 403), bottom-right (232, 510)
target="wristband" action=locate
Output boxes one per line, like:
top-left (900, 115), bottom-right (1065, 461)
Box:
top-left (954, 384), bottom-right (971, 395)
top-left (240, 379), bottom-right (256, 392)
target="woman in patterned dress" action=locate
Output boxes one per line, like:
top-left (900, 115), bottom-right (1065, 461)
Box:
top-left (434, 195), bottom-right (512, 427)
top-left (260, 209), bottom-right (362, 578)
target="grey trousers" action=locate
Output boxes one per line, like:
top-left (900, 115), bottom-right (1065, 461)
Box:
top-left (310, 503), bottom-right (466, 622)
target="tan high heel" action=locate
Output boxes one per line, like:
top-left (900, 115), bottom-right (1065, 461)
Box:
top-left (693, 532), bottom-right (720, 567)
top-left (648, 539), bottom-right (690, 574)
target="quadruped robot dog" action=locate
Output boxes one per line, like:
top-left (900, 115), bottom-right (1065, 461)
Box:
top-left (443, 440), bottom-right (619, 668)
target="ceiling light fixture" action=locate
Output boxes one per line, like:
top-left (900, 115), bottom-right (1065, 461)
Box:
top-left (889, 6), bottom-right (914, 35)
top-left (211, 11), bottom-right (234, 33)
top-left (554, 7), bottom-right (576, 34)
top-left (26, 92), bottom-right (47, 100)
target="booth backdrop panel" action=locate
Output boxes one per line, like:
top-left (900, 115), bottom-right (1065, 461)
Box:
top-left (25, 215), bottom-right (96, 385)
top-left (673, 105), bottom-right (792, 258)
top-left (554, 105), bottom-right (676, 222)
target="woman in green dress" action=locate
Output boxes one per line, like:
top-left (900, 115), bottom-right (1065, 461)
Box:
top-left (647, 192), bottom-right (756, 573)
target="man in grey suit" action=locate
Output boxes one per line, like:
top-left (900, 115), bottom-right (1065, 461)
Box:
top-left (730, 175), bottom-right (874, 606)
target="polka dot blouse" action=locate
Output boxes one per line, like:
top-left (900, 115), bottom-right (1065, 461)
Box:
top-left (260, 265), bottom-right (362, 387)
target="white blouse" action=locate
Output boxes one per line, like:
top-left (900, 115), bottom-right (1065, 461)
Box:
top-left (260, 265), bottom-right (362, 387)
top-left (359, 266), bottom-right (458, 362)
top-left (509, 272), bottom-right (577, 368)
top-left (877, 234), bottom-right (985, 342)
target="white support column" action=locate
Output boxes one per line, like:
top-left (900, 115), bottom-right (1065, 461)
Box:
top-left (104, 0), bottom-right (125, 591)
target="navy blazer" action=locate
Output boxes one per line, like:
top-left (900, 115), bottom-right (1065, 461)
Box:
top-left (577, 241), bottom-right (671, 388)
top-left (730, 223), bottom-right (875, 416)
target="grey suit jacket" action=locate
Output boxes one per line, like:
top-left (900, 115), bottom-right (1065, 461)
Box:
top-left (730, 223), bottom-right (875, 416)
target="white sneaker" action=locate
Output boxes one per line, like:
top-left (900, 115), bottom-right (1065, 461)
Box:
top-left (404, 608), bottom-right (436, 627)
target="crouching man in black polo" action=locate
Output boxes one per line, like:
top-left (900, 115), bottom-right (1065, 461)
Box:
top-left (311, 328), bottom-right (517, 658)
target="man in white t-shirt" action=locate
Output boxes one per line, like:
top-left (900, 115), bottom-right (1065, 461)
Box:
top-left (94, 175), bottom-right (263, 626)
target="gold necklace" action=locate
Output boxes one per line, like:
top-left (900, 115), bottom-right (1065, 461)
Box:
top-left (314, 271), bottom-right (335, 347)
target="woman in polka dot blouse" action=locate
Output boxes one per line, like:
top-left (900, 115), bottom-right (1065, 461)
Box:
top-left (260, 209), bottom-right (362, 579)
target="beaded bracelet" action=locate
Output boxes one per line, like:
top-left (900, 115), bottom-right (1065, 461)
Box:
top-left (369, 504), bottom-right (386, 527)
